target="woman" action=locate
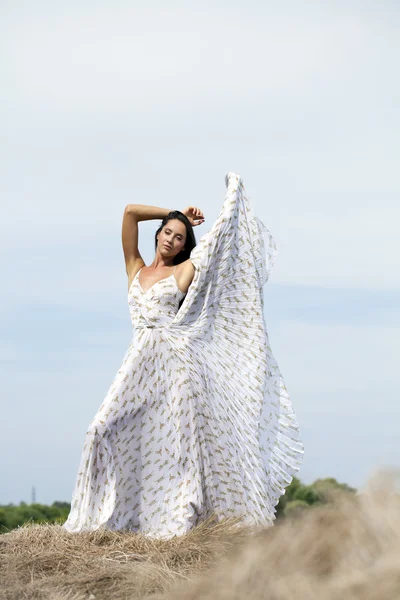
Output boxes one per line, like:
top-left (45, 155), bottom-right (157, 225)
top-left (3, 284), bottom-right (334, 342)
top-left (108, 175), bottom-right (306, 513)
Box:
top-left (63, 171), bottom-right (304, 539)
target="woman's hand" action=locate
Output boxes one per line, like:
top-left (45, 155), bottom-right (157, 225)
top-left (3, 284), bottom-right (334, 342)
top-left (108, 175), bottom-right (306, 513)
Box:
top-left (182, 206), bottom-right (205, 227)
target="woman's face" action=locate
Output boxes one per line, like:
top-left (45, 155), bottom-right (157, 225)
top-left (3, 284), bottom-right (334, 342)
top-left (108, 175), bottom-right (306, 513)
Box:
top-left (157, 219), bottom-right (186, 257)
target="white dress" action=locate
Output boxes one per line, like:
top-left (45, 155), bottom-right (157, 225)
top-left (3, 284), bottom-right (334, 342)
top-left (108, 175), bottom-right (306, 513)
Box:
top-left (63, 172), bottom-right (304, 538)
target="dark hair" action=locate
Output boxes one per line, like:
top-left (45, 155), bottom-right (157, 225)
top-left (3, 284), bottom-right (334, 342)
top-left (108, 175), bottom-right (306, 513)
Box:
top-left (154, 210), bottom-right (197, 264)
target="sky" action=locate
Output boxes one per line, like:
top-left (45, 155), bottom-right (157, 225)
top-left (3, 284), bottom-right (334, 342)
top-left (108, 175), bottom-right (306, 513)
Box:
top-left (1, 0), bottom-right (399, 506)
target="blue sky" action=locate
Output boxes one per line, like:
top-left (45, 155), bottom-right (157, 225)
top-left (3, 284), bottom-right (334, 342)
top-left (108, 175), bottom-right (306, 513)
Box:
top-left (1, 0), bottom-right (399, 505)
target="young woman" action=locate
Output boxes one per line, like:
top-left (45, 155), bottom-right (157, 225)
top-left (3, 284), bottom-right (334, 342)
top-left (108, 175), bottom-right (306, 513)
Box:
top-left (63, 172), bottom-right (304, 539)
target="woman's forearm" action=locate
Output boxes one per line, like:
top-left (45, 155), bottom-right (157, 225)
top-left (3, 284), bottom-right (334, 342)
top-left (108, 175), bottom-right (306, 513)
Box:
top-left (125, 204), bottom-right (174, 222)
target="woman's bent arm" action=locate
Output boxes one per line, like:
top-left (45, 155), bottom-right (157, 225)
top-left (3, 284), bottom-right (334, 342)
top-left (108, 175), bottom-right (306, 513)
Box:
top-left (121, 204), bottom-right (173, 277)
top-left (125, 204), bottom-right (173, 222)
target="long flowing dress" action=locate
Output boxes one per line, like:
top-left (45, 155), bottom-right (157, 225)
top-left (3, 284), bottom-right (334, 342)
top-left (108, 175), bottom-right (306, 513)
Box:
top-left (63, 171), bottom-right (304, 538)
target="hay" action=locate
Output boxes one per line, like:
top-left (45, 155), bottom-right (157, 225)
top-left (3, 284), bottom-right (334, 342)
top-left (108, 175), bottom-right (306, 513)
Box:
top-left (0, 513), bottom-right (252, 600)
top-left (1, 469), bottom-right (400, 600)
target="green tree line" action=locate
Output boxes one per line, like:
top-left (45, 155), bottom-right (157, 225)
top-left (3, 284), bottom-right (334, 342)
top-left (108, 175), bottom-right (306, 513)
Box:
top-left (0, 476), bottom-right (356, 534)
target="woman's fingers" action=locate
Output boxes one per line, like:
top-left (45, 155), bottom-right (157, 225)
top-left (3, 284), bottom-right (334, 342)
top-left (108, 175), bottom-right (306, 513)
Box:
top-left (185, 206), bottom-right (204, 222)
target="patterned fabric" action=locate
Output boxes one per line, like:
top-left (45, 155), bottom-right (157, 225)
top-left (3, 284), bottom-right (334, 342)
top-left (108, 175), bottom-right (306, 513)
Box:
top-left (63, 171), bottom-right (304, 539)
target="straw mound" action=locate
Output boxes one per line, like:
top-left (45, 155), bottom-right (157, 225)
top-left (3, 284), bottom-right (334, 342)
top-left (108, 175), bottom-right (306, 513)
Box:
top-left (157, 468), bottom-right (400, 600)
top-left (1, 469), bottom-right (400, 600)
top-left (0, 513), bottom-right (252, 600)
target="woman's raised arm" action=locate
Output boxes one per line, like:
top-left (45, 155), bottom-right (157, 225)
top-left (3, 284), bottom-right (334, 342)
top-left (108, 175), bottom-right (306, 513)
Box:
top-left (121, 204), bottom-right (173, 277)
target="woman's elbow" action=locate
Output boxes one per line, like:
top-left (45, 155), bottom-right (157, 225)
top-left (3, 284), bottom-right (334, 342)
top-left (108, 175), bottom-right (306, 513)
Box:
top-left (124, 204), bottom-right (137, 215)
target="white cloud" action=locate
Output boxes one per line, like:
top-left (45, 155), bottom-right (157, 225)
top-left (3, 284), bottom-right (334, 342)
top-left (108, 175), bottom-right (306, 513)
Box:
top-left (2, 6), bottom-right (368, 113)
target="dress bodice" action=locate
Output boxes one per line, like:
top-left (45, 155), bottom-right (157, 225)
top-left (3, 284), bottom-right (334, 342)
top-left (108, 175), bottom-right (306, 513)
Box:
top-left (128, 266), bottom-right (186, 330)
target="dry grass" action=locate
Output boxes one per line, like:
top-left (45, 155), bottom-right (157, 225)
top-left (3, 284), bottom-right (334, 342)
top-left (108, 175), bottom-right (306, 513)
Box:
top-left (0, 513), bottom-right (251, 600)
top-left (1, 469), bottom-right (400, 600)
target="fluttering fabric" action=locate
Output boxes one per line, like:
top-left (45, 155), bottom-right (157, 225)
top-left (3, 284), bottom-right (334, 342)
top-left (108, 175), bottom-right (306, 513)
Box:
top-left (63, 172), bottom-right (304, 538)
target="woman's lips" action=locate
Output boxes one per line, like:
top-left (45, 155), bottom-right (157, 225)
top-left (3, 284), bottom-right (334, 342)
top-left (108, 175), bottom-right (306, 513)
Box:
top-left (164, 244), bottom-right (171, 250)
